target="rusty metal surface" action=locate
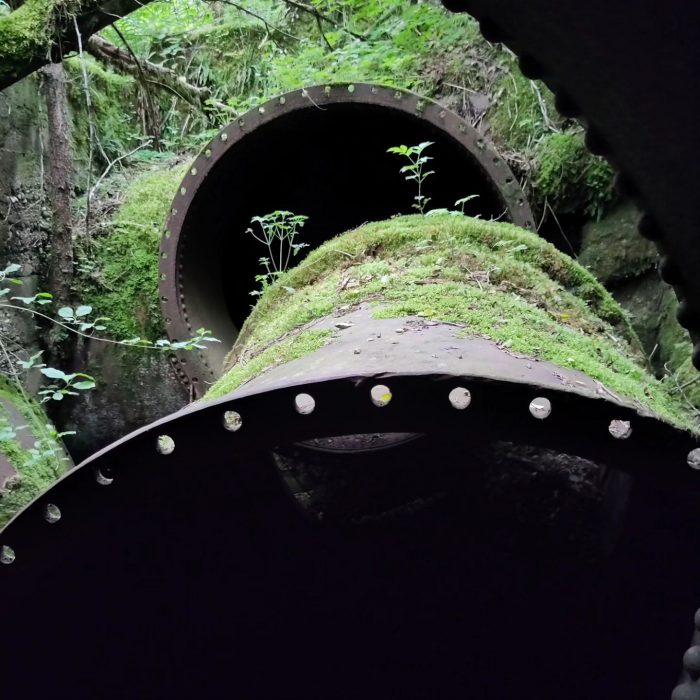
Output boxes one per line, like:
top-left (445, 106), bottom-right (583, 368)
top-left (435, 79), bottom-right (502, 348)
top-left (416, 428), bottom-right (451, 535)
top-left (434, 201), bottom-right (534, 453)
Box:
top-left (223, 307), bottom-right (661, 418)
top-left (1, 334), bottom-right (699, 696)
top-left (159, 83), bottom-right (535, 390)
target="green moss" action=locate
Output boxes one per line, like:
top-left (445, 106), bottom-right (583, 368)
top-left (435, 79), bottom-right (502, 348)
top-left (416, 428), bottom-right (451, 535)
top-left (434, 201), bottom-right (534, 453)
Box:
top-left (534, 132), bottom-right (615, 219)
top-left (76, 160), bottom-right (188, 339)
top-left (0, 0), bottom-right (91, 83)
top-left (205, 214), bottom-right (695, 431)
top-left (0, 377), bottom-right (69, 529)
top-left (205, 329), bottom-right (332, 399)
top-left (233, 214), bottom-right (636, 357)
top-left (0, 0), bottom-right (54, 75)
top-left (489, 71), bottom-right (553, 154)
top-left (65, 55), bottom-right (138, 167)
top-left (656, 291), bottom-right (700, 408)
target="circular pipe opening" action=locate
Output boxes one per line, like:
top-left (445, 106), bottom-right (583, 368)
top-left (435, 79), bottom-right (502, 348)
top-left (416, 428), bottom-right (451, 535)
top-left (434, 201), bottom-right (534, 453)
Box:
top-left (161, 84), bottom-right (534, 386)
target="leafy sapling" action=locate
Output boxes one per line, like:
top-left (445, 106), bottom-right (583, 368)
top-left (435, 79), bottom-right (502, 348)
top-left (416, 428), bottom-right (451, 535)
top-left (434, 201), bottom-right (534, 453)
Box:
top-left (247, 210), bottom-right (309, 296)
top-left (387, 141), bottom-right (435, 214)
top-left (37, 368), bottom-right (96, 403)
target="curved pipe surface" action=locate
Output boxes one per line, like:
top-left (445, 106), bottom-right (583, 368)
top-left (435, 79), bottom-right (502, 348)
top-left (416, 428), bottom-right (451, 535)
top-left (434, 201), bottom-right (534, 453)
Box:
top-left (159, 83), bottom-right (534, 389)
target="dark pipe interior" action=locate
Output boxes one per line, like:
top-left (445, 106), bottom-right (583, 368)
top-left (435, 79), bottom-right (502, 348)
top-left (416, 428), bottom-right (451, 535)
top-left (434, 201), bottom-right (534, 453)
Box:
top-left (180, 103), bottom-right (514, 373)
top-left (4, 434), bottom-right (699, 699)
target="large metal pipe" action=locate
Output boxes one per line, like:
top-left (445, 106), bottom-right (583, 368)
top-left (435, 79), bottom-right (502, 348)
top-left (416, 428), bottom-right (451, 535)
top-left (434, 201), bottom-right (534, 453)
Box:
top-left (159, 83), bottom-right (534, 391)
top-left (4, 213), bottom-right (700, 696)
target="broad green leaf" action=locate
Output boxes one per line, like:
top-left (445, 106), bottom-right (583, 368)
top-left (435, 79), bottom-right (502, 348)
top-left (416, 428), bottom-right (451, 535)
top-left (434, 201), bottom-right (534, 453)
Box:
top-left (73, 381), bottom-right (96, 391)
top-left (75, 305), bottom-right (93, 317)
top-left (40, 367), bottom-right (66, 380)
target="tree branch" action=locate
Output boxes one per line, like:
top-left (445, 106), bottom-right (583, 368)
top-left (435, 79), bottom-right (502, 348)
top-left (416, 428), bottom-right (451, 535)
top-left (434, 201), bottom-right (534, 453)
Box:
top-left (280, 0), bottom-right (365, 41)
top-left (86, 34), bottom-right (237, 118)
top-left (0, 0), bottom-right (153, 91)
top-left (218, 0), bottom-right (300, 43)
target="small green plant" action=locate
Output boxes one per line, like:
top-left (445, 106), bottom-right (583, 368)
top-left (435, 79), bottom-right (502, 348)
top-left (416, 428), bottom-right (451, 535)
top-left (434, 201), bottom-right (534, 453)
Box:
top-left (247, 210), bottom-right (309, 297)
top-left (454, 194), bottom-right (479, 214)
top-left (0, 262), bottom-right (220, 406)
top-left (36, 368), bottom-right (96, 404)
top-left (425, 195), bottom-right (481, 218)
top-left (387, 141), bottom-right (435, 214)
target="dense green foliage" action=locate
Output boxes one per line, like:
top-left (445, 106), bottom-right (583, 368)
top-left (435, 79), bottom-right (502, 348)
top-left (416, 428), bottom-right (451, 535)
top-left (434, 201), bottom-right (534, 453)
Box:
top-left (73, 0), bottom-right (613, 216)
top-left (0, 0), bottom-right (58, 73)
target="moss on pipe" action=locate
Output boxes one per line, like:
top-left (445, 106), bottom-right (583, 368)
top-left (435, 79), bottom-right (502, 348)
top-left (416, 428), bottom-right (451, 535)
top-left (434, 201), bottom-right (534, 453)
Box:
top-left (204, 214), bottom-right (696, 432)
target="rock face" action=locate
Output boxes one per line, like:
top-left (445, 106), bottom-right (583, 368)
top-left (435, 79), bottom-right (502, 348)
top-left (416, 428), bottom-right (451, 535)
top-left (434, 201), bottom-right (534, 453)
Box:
top-left (576, 200), bottom-right (698, 411)
top-left (577, 202), bottom-right (657, 287)
top-left (0, 77), bottom-right (51, 388)
top-left (54, 341), bottom-right (189, 463)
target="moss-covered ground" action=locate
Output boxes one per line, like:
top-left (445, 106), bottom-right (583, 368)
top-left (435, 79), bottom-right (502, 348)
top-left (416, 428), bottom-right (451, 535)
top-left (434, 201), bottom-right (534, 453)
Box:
top-left (0, 377), bottom-right (69, 528)
top-left (74, 159), bottom-right (188, 340)
top-left (205, 214), bottom-right (696, 432)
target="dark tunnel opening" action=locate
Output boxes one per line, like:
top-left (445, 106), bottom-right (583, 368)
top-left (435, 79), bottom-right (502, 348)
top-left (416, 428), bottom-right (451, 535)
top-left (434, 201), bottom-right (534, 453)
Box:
top-left (161, 85), bottom-right (534, 385)
top-left (212, 106), bottom-right (508, 327)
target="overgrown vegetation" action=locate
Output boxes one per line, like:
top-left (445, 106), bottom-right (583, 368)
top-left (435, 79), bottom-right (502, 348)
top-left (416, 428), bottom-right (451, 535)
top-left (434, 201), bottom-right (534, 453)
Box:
top-left (59, 0), bottom-right (615, 217)
top-left (0, 376), bottom-right (69, 527)
top-left (206, 214), bottom-right (696, 433)
top-left (64, 55), bottom-right (139, 171)
top-left (58, 0), bottom-right (619, 343)
top-left (1, 0), bottom-right (696, 510)
top-left (0, 0), bottom-right (679, 367)
top-left (74, 160), bottom-right (188, 338)
top-left (534, 133), bottom-right (615, 220)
